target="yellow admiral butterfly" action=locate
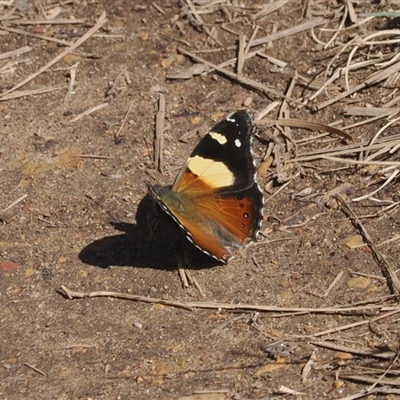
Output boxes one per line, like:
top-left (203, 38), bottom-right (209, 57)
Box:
top-left (149, 110), bottom-right (264, 263)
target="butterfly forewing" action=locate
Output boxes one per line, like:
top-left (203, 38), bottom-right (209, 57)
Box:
top-left (172, 110), bottom-right (257, 193)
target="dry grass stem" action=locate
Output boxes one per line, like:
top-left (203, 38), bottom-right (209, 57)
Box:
top-left (106, 67), bottom-right (128, 97)
top-left (68, 102), bottom-right (109, 124)
top-left (277, 118), bottom-right (352, 141)
top-left (185, 269), bottom-right (205, 297)
top-left (1, 193), bottom-right (27, 213)
top-left (115, 99), bottom-right (135, 139)
top-left (178, 268), bottom-right (189, 288)
top-left (155, 92), bottom-right (165, 173)
top-left (344, 106), bottom-right (400, 117)
top-left (316, 60), bottom-right (400, 111)
top-left (302, 350), bottom-right (316, 384)
top-left (59, 285), bottom-right (400, 315)
top-left (323, 270), bottom-right (345, 298)
top-left (236, 34), bottom-right (246, 78)
top-left (0, 45), bottom-right (31, 60)
top-left (310, 309), bottom-right (400, 337)
top-left (0, 26), bottom-right (73, 46)
top-left (10, 18), bottom-right (86, 25)
top-left (23, 363), bottom-right (47, 377)
top-left (181, 0), bottom-right (224, 47)
top-left (178, 47), bottom-right (301, 104)
top-left (250, 18), bottom-right (331, 47)
top-left (281, 183), bottom-right (354, 226)
top-left (251, 0), bottom-right (289, 20)
top-left (352, 169), bottom-right (399, 202)
top-left (0, 11), bottom-right (107, 99)
top-left (0, 86), bottom-right (65, 102)
top-left (336, 195), bottom-right (400, 295)
top-left (311, 340), bottom-right (396, 360)
top-left (151, 2), bottom-right (165, 14)
top-left (73, 155), bottom-right (113, 159)
top-left (63, 63), bottom-right (78, 103)
top-left (320, 157), bottom-right (400, 167)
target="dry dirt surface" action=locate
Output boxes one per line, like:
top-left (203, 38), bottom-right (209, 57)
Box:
top-left (1, 1), bottom-right (400, 399)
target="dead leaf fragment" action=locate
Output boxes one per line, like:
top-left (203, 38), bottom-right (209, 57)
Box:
top-left (167, 63), bottom-right (210, 80)
top-left (22, 147), bottom-right (83, 176)
top-left (339, 234), bottom-right (366, 249)
top-left (254, 357), bottom-right (288, 376)
top-left (138, 31), bottom-right (149, 40)
top-left (25, 268), bottom-right (36, 277)
top-left (335, 351), bottom-right (353, 360)
top-left (190, 116), bottom-right (202, 125)
top-left (161, 57), bottom-right (174, 68)
top-left (258, 156), bottom-right (273, 178)
top-left (0, 260), bottom-right (21, 272)
top-left (347, 276), bottom-right (371, 289)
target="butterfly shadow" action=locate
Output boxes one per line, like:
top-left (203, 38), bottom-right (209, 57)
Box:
top-left (78, 194), bottom-right (219, 270)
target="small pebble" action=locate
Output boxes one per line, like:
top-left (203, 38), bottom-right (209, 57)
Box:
top-left (133, 321), bottom-right (143, 329)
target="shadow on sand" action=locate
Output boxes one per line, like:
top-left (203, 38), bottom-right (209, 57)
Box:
top-left (78, 195), bottom-right (219, 270)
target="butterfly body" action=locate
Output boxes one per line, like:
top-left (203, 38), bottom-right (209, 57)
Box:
top-left (150, 110), bottom-right (263, 263)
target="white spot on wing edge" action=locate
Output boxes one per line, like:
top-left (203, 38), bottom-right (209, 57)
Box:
top-left (226, 114), bottom-right (236, 123)
top-left (209, 131), bottom-right (227, 145)
top-left (234, 139), bottom-right (241, 148)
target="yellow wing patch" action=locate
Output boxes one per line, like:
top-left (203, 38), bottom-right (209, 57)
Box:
top-left (209, 131), bottom-right (227, 145)
top-left (187, 155), bottom-right (234, 187)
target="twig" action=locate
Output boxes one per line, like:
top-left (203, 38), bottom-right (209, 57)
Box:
top-left (277, 118), bottom-right (352, 141)
top-left (178, 47), bottom-right (302, 104)
top-left (178, 268), bottom-right (189, 288)
top-left (319, 156), bottom-right (400, 167)
top-left (10, 18), bottom-right (86, 25)
top-left (115, 99), bottom-right (135, 139)
top-left (316, 60), bottom-right (400, 111)
top-left (352, 169), bottom-right (400, 202)
top-left (0, 26), bottom-right (73, 46)
top-left (250, 18), bottom-right (330, 47)
top-left (367, 352), bottom-right (400, 392)
top-left (151, 2), bottom-right (165, 14)
top-left (184, 269), bottom-right (205, 297)
top-left (0, 11), bottom-right (107, 99)
top-left (338, 387), bottom-right (400, 399)
top-left (0, 45), bottom-right (32, 60)
top-left (302, 350), bottom-right (316, 384)
top-left (181, 0), bottom-right (224, 47)
top-left (0, 86), bottom-right (65, 102)
top-left (60, 285), bottom-right (194, 311)
top-left (106, 66), bottom-right (128, 97)
top-left (237, 33), bottom-right (246, 78)
top-left (336, 194), bottom-right (400, 295)
top-left (323, 270), bottom-right (345, 298)
top-left (310, 309), bottom-right (400, 337)
top-left (23, 363), bottom-right (47, 377)
top-left (73, 155), bottom-right (113, 159)
top-left (1, 194), bottom-right (27, 213)
top-left (155, 92), bottom-right (165, 173)
top-left (251, 0), bottom-right (289, 20)
top-left (68, 102), bottom-right (109, 124)
top-left (62, 62), bottom-right (78, 103)
top-left (311, 340), bottom-right (396, 360)
top-left (59, 285), bottom-right (400, 314)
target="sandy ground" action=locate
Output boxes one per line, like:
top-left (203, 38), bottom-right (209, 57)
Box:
top-left (1, 1), bottom-right (400, 399)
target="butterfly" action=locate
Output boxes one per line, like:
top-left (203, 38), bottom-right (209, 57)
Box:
top-left (149, 110), bottom-right (264, 263)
